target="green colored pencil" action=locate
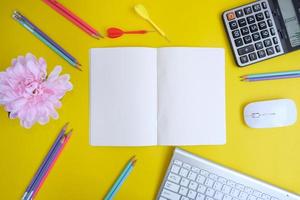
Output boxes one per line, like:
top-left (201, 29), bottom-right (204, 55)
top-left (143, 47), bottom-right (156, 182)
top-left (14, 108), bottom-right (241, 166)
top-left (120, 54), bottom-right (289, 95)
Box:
top-left (241, 69), bottom-right (300, 79)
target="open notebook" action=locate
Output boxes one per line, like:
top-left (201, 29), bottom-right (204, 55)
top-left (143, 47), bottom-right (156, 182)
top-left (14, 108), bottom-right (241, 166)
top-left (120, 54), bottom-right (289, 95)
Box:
top-left (90, 47), bottom-right (226, 146)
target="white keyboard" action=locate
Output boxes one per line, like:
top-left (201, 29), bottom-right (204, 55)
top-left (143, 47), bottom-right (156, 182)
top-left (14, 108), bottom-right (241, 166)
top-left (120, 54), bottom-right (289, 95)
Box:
top-left (156, 148), bottom-right (299, 200)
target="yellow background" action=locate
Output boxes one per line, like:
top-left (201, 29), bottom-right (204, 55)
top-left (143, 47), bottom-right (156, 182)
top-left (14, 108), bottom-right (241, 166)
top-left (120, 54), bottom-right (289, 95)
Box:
top-left (0, 0), bottom-right (300, 199)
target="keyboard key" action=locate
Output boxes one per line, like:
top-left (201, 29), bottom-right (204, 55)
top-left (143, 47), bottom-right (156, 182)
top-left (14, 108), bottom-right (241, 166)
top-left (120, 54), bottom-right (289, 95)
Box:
top-left (240, 56), bottom-right (249, 64)
top-left (179, 186), bottom-right (188, 196)
top-left (227, 180), bottom-right (236, 187)
top-left (181, 197), bottom-right (189, 200)
top-left (189, 181), bottom-right (198, 190)
top-left (171, 165), bottom-right (180, 174)
top-left (161, 189), bottom-right (181, 200)
top-left (231, 188), bottom-right (241, 197)
top-left (275, 45), bottom-right (281, 52)
top-left (253, 190), bottom-right (262, 197)
top-left (257, 50), bottom-right (266, 58)
top-left (258, 21), bottom-right (267, 30)
top-left (238, 44), bottom-right (255, 55)
top-left (262, 194), bottom-right (271, 200)
top-left (252, 32), bottom-right (261, 41)
top-left (179, 168), bottom-right (189, 177)
top-left (250, 24), bottom-right (258, 32)
top-left (209, 173), bottom-right (218, 180)
top-left (236, 184), bottom-right (245, 191)
top-left (253, 4), bottom-right (261, 12)
top-left (267, 19), bottom-right (273, 27)
top-left (159, 197), bottom-right (167, 200)
top-left (174, 160), bottom-right (182, 166)
top-left (226, 12), bottom-right (236, 21)
top-left (206, 197), bottom-right (214, 200)
top-left (224, 195), bottom-right (233, 200)
top-left (218, 177), bottom-right (227, 184)
top-left (262, 2), bottom-right (267, 9)
top-left (241, 27), bottom-right (250, 35)
top-left (213, 181), bottom-right (223, 191)
top-left (248, 195), bottom-right (257, 200)
top-left (165, 181), bottom-right (180, 192)
top-left (271, 197), bottom-right (279, 200)
top-left (244, 7), bottom-right (252, 15)
top-left (265, 11), bottom-right (270, 18)
top-left (196, 175), bottom-right (206, 184)
top-left (245, 187), bottom-right (253, 194)
top-left (235, 9), bottom-right (244, 18)
top-left (238, 18), bottom-right (247, 27)
top-left (222, 185), bottom-right (232, 194)
top-left (246, 16), bottom-right (256, 24)
top-left (270, 28), bottom-right (275, 36)
top-left (197, 185), bottom-right (207, 193)
top-left (196, 193), bottom-right (206, 200)
top-left (261, 30), bottom-right (269, 38)
top-left (206, 188), bottom-right (215, 197)
top-left (243, 35), bottom-right (252, 44)
top-left (255, 13), bottom-right (264, 21)
top-left (239, 192), bottom-right (249, 200)
top-left (180, 178), bottom-right (190, 187)
top-left (255, 41), bottom-right (264, 50)
top-left (249, 52), bottom-right (257, 61)
top-left (266, 47), bottom-right (275, 55)
top-left (191, 167), bottom-right (200, 173)
top-left (204, 178), bottom-right (214, 187)
top-left (273, 37), bottom-right (278, 44)
top-left (200, 170), bottom-right (209, 177)
top-left (168, 173), bottom-right (181, 183)
top-left (264, 39), bottom-right (272, 47)
top-left (188, 171), bottom-right (197, 181)
top-left (188, 190), bottom-right (197, 199)
top-left (214, 191), bottom-right (224, 200)
top-left (183, 163), bottom-right (191, 170)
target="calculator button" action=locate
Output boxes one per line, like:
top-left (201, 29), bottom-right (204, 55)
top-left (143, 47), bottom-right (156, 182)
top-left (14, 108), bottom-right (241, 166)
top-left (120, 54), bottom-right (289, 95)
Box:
top-left (227, 12), bottom-right (236, 21)
top-left (264, 39), bottom-right (272, 47)
top-left (275, 45), bottom-right (281, 52)
top-left (238, 18), bottom-right (247, 27)
top-left (235, 38), bottom-right (244, 47)
top-left (255, 13), bottom-right (264, 21)
top-left (253, 4), bottom-right (261, 12)
top-left (244, 7), bottom-right (253, 15)
top-left (250, 24), bottom-right (258, 32)
top-left (249, 52), bottom-right (258, 61)
top-left (243, 35), bottom-right (252, 44)
top-left (262, 2), bottom-right (268, 9)
top-left (270, 28), bottom-right (275, 36)
top-left (255, 42), bottom-right (264, 50)
top-left (235, 9), bottom-right (244, 18)
top-left (232, 30), bottom-right (241, 38)
top-left (241, 27), bottom-right (250, 36)
top-left (246, 16), bottom-right (256, 24)
top-left (261, 30), bottom-right (269, 38)
top-left (273, 37), bottom-right (278, 44)
top-left (229, 21), bottom-right (238, 30)
top-left (267, 19), bottom-right (273, 27)
top-left (258, 50), bottom-right (266, 58)
top-left (240, 55), bottom-right (249, 64)
top-left (238, 44), bottom-right (255, 55)
top-left (266, 47), bottom-right (275, 55)
top-left (265, 11), bottom-right (270, 18)
top-left (258, 21), bottom-right (267, 30)
top-left (252, 32), bottom-right (261, 41)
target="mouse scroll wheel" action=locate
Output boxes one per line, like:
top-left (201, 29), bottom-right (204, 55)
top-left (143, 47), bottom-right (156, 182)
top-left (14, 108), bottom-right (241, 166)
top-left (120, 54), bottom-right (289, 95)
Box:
top-left (251, 113), bottom-right (261, 118)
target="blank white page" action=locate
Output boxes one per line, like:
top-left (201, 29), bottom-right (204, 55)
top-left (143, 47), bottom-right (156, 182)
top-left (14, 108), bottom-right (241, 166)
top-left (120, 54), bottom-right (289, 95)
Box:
top-left (157, 47), bottom-right (226, 145)
top-left (90, 48), bottom-right (157, 146)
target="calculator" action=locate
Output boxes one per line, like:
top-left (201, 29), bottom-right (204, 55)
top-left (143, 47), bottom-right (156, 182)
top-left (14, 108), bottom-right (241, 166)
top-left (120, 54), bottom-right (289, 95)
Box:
top-left (223, 0), bottom-right (300, 67)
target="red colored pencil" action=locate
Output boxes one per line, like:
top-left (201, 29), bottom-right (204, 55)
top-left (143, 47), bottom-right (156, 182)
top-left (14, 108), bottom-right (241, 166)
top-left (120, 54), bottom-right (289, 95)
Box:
top-left (43, 0), bottom-right (103, 39)
top-left (31, 132), bottom-right (72, 199)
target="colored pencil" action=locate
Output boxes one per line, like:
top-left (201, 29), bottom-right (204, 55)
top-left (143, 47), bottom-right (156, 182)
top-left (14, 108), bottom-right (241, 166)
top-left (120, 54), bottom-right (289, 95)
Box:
top-left (104, 157), bottom-right (137, 200)
top-left (12, 13), bottom-right (82, 71)
top-left (241, 69), bottom-right (300, 79)
top-left (21, 123), bottom-right (68, 200)
top-left (14, 11), bottom-right (80, 66)
top-left (242, 74), bottom-right (300, 82)
top-left (31, 131), bottom-right (72, 200)
top-left (43, 0), bottom-right (103, 39)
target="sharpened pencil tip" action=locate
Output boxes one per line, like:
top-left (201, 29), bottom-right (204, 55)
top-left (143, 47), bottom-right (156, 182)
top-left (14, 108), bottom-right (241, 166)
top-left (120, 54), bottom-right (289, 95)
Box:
top-left (62, 122), bottom-right (69, 131)
top-left (75, 65), bottom-right (83, 71)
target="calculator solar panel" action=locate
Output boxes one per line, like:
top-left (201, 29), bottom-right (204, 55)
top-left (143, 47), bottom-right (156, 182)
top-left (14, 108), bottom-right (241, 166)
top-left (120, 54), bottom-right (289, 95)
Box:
top-left (223, 0), bottom-right (284, 67)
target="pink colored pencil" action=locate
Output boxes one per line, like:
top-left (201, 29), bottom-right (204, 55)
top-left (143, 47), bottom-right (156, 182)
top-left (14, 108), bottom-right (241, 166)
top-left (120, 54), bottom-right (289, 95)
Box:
top-left (31, 133), bottom-right (72, 199)
top-left (43, 0), bottom-right (103, 39)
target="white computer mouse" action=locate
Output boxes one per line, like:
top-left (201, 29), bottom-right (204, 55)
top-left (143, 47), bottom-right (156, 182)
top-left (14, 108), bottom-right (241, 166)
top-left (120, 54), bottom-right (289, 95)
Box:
top-left (243, 99), bottom-right (297, 128)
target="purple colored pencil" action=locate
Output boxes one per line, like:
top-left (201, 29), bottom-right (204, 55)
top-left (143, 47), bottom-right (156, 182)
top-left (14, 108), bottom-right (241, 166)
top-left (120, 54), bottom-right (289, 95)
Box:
top-left (21, 123), bottom-right (68, 200)
top-left (243, 74), bottom-right (300, 82)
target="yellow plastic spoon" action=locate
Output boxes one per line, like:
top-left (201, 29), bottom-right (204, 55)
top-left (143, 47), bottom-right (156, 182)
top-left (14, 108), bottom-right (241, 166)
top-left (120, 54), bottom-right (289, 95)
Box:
top-left (134, 4), bottom-right (170, 42)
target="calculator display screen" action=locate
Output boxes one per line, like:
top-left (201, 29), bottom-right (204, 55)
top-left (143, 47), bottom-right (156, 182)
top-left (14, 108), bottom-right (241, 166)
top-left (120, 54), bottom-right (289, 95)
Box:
top-left (278, 0), bottom-right (300, 47)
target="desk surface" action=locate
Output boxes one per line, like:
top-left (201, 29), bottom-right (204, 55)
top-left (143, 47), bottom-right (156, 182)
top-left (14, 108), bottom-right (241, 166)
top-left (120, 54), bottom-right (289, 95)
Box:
top-left (0, 0), bottom-right (300, 199)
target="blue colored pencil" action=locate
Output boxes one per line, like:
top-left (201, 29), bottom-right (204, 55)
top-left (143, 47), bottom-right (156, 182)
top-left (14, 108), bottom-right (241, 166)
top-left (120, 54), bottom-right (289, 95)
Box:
top-left (104, 157), bottom-right (137, 200)
top-left (241, 69), bottom-right (300, 79)
top-left (12, 13), bottom-right (82, 71)
top-left (21, 123), bottom-right (68, 200)
top-left (14, 11), bottom-right (80, 66)
top-left (242, 74), bottom-right (300, 82)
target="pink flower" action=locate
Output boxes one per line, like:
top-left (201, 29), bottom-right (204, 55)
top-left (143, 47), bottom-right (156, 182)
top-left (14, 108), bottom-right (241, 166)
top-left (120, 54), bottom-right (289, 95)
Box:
top-left (0, 53), bottom-right (73, 128)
